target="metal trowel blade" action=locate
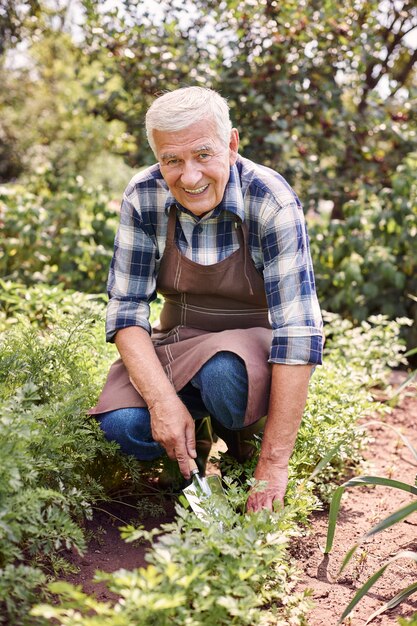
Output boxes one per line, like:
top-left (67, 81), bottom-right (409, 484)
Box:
top-left (182, 472), bottom-right (228, 522)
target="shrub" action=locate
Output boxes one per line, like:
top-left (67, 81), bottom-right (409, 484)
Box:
top-left (0, 303), bottom-right (126, 623)
top-left (33, 502), bottom-right (313, 626)
top-left (309, 153), bottom-right (417, 349)
top-left (0, 565), bottom-right (47, 626)
top-left (0, 176), bottom-right (117, 293)
top-left (0, 279), bottom-right (107, 331)
top-left (0, 279), bottom-right (410, 624)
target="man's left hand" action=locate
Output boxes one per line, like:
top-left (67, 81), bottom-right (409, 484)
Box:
top-left (246, 459), bottom-right (288, 512)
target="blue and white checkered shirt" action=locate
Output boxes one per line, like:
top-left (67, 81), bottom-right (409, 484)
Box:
top-left (106, 155), bottom-right (323, 365)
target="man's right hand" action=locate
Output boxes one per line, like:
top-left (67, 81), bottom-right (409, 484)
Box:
top-left (114, 327), bottom-right (197, 479)
top-left (149, 396), bottom-right (196, 479)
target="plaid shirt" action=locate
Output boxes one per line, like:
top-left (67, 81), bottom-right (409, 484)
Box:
top-left (106, 155), bottom-right (323, 365)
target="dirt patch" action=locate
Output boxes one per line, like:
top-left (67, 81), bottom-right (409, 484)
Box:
top-left (64, 374), bottom-right (417, 624)
top-left (64, 493), bottom-right (177, 601)
top-left (294, 375), bottom-right (417, 625)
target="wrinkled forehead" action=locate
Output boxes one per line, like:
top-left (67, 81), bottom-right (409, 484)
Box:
top-left (153, 119), bottom-right (224, 158)
top-left (160, 144), bottom-right (215, 161)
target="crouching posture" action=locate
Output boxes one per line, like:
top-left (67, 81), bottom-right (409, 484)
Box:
top-left (90, 86), bottom-right (323, 511)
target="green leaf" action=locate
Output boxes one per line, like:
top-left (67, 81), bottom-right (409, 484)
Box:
top-left (325, 485), bottom-right (345, 553)
top-left (362, 501), bottom-right (417, 540)
top-left (341, 475), bottom-right (417, 496)
top-left (338, 563), bottom-right (390, 623)
top-left (337, 501), bottom-right (417, 576)
top-left (325, 475), bottom-right (417, 554)
top-left (365, 581), bottom-right (417, 624)
top-left (338, 543), bottom-right (360, 576)
top-left (308, 436), bottom-right (351, 481)
top-left (339, 551), bottom-right (417, 623)
top-left (388, 370), bottom-right (417, 400)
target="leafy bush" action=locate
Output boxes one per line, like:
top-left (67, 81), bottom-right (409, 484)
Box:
top-left (0, 177), bottom-right (117, 293)
top-left (0, 303), bottom-right (124, 624)
top-left (309, 153), bottom-right (417, 350)
top-left (321, 312), bottom-right (411, 387)
top-left (0, 288), bottom-right (170, 622)
top-left (0, 280), bottom-right (107, 331)
top-left (0, 565), bottom-right (47, 626)
top-left (0, 281), bottom-right (410, 624)
top-left (287, 312), bottom-right (409, 504)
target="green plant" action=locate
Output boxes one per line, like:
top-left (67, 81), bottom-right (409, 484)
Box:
top-left (293, 311), bottom-right (411, 503)
top-left (324, 425), bottom-right (417, 624)
top-left (0, 178), bottom-right (117, 293)
top-left (0, 286), bottom-right (409, 623)
top-left (33, 488), bottom-right (314, 626)
top-left (0, 565), bottom-right (47, 626)
top-left (308, 154), bottom-right (417, 350)
top-left (29, 311), bottom-right (408, 624)
top-left (0, 304), bottom-right (140, 623)
top-left (0, 286), bottom-right (174, 623)
top-left (0, 280), bottom-right (107, 331)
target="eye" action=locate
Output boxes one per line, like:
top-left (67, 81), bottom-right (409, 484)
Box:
top-left (198, 153), bottom-right (211, 160)
top-left (166, 159), bottom-right (180, 166)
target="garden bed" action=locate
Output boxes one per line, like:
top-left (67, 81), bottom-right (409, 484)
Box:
top-left (295, 381), bottom-right (417, 625)
top-left (1, 302), bottom-right (414, 625)
top-left (62, 376), bottom-right (417, 625)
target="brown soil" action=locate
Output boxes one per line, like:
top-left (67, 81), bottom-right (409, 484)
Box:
top-left (65, 373), bottom-right (417, 624)
top-left (294, 374), bottom-right (417, 625)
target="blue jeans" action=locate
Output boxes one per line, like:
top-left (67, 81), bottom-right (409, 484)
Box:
top-left (99, 351), bottom-right (248, 461)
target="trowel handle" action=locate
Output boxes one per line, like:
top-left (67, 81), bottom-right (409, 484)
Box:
top-left (188, 458), bottom-right (199, 476)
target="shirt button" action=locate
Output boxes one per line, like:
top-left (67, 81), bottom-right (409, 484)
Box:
top-left (195, 225), bottom-right (203, 234)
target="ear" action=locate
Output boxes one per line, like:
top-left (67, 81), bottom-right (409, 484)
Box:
top-left (229, 128), bottom-right (240, 165)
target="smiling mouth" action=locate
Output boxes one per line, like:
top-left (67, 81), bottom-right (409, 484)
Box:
top-left (184, 184), bottom-right (209, 195)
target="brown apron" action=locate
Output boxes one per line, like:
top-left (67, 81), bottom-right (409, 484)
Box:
top-left (90, 206), bottom-right (273, 426)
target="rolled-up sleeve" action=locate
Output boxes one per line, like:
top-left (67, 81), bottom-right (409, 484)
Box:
top-left (261, 200), bottom-right (323, 365)
top-left (105, 192), bottom-right (156, 343)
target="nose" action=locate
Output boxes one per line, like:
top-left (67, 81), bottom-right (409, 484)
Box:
top-left (180, 160), bottom-right (202, 188)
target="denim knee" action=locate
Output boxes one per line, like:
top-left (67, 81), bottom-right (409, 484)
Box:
top-left (99, 407), bottom-right (165, 461)
top-left (191, 351), bottom-right (248, 430)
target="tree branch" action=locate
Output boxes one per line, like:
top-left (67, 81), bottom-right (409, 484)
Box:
top-left (389, 47), bottom-right (417, 97)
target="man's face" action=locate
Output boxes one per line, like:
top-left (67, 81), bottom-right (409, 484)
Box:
top-left (153, 118), bottom-right (239, 217)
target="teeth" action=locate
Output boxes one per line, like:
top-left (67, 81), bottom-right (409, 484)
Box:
top-left (184, 185), bottom-right (208, 194)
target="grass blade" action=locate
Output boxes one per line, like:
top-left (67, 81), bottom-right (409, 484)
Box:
top-left (343, 475), bottom-right (417, 496)
top-left (361, 419), bottom-right (417, 462)
top-left (389, 368), bottom-right (417, 401)
top-left (339, 551), bottom-right (417, 623)
top-left (338, 543), bottom-right (360, 576)
top-left (365, 580), bottom-right (417, 624)
top-left (325, 485), bottom-right (344, 553)
top-left (308, 437), bottom-right (351, 481)
top-left (325, 475), bottom-right (417, 554)
top-left (338, 501), bottom-right (417, 576)
top-left (338, 563), bottom-right (389, 623)
top-left (363, 501), bottom-right (417, 539)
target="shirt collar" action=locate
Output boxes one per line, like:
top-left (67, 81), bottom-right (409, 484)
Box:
top-left (163, 162), bottom-right (245, 222)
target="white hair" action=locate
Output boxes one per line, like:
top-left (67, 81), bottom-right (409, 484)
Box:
top-left (145, 86), bottom-right (233, 155)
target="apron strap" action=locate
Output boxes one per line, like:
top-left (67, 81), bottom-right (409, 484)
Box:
top-left (238, 219), bottom-right (255, 296)
top-left (166, 205), bottom-right (178, 246)
top-left (167, 206), bottom-right (254, 296)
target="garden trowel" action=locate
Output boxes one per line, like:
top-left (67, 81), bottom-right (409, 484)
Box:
top-left (182, 458), bottom-right (229, 522)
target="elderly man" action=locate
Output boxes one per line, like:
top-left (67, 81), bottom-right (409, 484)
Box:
top-left (90, 86), bottom-right (323, 512)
